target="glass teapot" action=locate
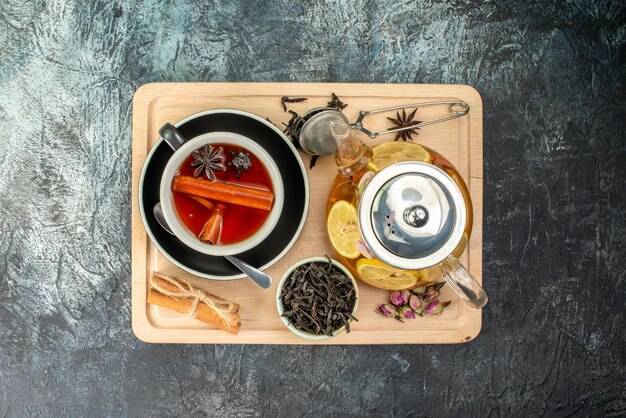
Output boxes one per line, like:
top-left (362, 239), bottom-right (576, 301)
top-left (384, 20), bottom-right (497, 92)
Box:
top-left (325, 120), bottom-right (488, 309)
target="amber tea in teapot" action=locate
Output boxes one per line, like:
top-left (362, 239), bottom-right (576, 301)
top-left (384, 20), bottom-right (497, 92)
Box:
top-left (325, 120), bottom-right (487, 309)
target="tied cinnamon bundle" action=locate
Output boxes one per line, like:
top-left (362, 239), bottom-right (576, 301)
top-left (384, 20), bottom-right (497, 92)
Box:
top-left (147, 272), bottom-right (241, 334)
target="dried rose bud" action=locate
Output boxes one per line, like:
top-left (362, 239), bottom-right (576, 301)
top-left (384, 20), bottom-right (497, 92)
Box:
top-left (412, 286), bottom-right (426, 295)
top-left (424, 300), bottom-right (442, 315)
top-left (355, 240), bottom-right (374, 259)
top-left (424, 289), bottom-right (440, 302)
top-left (399, 306), bottom-right (416, 319)
top-left (378, 304), bottom-right (398, 318)
top-left (390, 290), bottom-right (404, 306)
top-left (401, 290), bottom-right (411, 304)
top-left (432, 305), bottom-right (444, 315)
top-left (415, 307), bottom-right (424, 316)
top-left (409, 294), bottom-right (422, 310)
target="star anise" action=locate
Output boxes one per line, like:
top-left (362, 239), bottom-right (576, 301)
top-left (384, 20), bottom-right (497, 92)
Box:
top-left (387, 108), bottom-right (422, 141)
top-left (190, 144), bottom-right (226, 181)
top-left (228, 149), bottom-right (253, 179)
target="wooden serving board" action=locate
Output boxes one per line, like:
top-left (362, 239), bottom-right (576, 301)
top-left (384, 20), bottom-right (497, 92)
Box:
top-left (131, 82), bottom-right (483, 344)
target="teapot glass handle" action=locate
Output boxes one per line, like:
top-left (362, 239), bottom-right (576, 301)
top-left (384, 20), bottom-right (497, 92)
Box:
top-left (440, 256), bottom-right (488, 309)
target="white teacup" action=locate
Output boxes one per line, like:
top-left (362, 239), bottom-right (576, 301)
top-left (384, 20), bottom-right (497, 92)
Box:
top-left (158, 124), bottom-right (284, 256)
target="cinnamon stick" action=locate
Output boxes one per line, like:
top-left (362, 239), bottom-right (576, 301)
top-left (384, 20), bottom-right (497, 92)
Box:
top-left (199, 203), bottom-right (228, 244)
top-left (188, 195), bottom-right (215, 211)
top-left (147, 272), bottom-right (241, 334)
top-left (172, 175), bottom-right (274, 211)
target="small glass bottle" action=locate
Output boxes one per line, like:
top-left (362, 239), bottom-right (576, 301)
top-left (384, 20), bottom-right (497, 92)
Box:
top-left (329, 119), bottom-right (373, 176)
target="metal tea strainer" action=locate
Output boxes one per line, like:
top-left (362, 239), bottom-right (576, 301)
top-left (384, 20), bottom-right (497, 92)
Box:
top-left (298, 101), bottom-right (470, 155)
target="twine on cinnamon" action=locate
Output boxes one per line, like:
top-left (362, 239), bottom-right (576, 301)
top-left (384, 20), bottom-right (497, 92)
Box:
top-left (149, 274), bottom-right (237, 325)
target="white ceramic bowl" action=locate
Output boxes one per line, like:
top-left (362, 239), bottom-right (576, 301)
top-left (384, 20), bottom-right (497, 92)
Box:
top-left (159, 131), bottom-right (284, 256)
top-left (276, 257), bottom-right (359, 340)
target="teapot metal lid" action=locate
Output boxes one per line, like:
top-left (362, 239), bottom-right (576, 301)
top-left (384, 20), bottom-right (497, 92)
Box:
top-left (358, 162), bottom-right (466, 270)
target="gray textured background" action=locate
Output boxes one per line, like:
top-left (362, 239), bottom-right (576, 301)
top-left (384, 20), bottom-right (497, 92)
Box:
top-left (1, 0), bottom-right (625, 416)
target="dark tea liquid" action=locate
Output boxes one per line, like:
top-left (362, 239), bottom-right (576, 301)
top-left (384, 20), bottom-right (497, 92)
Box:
top-left (172, 144), bottom-right (273, 244)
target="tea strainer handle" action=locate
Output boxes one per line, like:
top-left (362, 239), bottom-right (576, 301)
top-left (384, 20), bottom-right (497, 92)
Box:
top-left (351, 101), bottom-right (470, 139)
top-left (440, 255), bottom-right (488, 309)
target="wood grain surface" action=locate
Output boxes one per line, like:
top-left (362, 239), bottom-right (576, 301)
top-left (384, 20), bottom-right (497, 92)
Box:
top-left (131, 82), bottom-right (483, 344)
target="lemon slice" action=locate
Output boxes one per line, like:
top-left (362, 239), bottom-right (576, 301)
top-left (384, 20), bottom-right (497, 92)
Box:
top-left (415, 266), bottom-right (444, 284)
top-left (327, 200), bottom-right (361, 259)
top-left (367, 142), bottom-right (431, 172)
top-left (356, 258), bottom-right (419, 290)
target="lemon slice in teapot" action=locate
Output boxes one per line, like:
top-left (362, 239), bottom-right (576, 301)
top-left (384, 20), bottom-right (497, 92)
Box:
top-left (367, 142), bottom-right (431, 172)
top-left (327, 200), bottom-right (361, 259)
top-left (356, 259), bottom-right (420, 290)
